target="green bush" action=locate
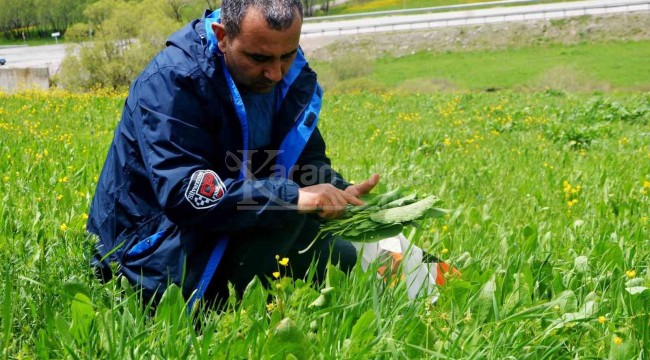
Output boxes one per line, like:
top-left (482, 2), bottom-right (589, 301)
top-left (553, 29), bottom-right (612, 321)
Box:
top-left (57, 0), bottom-right (183, 91)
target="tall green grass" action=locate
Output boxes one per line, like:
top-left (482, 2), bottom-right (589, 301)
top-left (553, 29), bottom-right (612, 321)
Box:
top-left (0, 89), bottom-right (649, 358)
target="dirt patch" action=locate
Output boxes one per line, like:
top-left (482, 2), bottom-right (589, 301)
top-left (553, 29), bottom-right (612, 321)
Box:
top-left (301, 12), bottom-right (650, 60)
top-left (522, 65), bottom-right (612, 93)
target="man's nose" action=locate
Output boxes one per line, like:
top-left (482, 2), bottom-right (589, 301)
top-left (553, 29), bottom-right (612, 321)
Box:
top-left (263, 61), bottom-right (283, 83)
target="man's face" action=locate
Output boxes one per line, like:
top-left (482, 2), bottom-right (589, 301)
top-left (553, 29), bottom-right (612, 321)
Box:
top-left (213, 7), bottom-right (302, 94)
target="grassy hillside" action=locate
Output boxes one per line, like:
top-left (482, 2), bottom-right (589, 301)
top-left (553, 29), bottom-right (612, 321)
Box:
top-left (314, 40), bottom-right (650, 92)
top-left (323, 0), bottom-right (499, 15)
top-left (320, 0), bottom-right (581, 15)
top-left (2, 4), bottom-right (649, 359)
top-left (1, 89), bottom-right (649, 358)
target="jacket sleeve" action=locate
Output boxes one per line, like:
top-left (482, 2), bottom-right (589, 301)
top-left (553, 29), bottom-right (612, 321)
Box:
top-left (294, 125), bottom-right (350, 191)
top-left (130, 65), bottom-right (303, 232)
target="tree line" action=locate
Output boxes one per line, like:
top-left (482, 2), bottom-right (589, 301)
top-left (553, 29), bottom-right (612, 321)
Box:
top-left (1, 0), bottom-right (336, 41)
top-left (54, 0), bottom-right (337, 91)
top-left (0, 0), bottom-right (95, 40)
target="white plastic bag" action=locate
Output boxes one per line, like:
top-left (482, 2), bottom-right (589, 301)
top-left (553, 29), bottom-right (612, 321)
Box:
top-left (352, 232), bottom-right (443, 302)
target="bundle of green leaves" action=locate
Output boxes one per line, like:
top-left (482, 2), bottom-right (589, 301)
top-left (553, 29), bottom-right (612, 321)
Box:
top-left (299, 188), bottom-right (449, 254)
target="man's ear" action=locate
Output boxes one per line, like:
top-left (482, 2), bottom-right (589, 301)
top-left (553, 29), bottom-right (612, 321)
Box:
top-left (211, 22), bottom-right (228, 53)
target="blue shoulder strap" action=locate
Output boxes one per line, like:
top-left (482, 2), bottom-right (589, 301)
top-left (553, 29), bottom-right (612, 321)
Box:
top-left (188, 55), bottom-right (249, 311)
top-left (275, 84), bottom-right (323, 178)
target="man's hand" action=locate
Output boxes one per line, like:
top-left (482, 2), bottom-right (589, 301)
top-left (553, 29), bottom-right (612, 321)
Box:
top-left (345, 173), bottom-right (380, 198)
top-left (297, 184), bottom-right (364, 219)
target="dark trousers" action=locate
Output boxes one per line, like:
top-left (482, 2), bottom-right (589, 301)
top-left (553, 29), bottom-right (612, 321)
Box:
top-left (203, 216), bottom-right (357, 306)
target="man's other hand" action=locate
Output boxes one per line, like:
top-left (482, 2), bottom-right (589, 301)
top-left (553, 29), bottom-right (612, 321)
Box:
top-left (345, 173), bottom-right (380, 198)
top-left (298, 184), bottom-right (364, 219)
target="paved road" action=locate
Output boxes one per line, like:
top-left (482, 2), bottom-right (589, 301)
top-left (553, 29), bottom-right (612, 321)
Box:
top-left (301, 0), bottom-right (650, 36)
top-left (1, 0), bottom-right (647, 74)
top-left (0, 44), bottom-right (68, 74)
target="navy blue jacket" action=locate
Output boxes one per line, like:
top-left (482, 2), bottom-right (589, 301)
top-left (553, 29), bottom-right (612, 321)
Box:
top-left (87, 11), bottom-right (348, 302)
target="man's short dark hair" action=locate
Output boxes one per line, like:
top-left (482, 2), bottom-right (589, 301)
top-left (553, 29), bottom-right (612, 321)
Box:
top-left (221, 0), bottom-right (303, 37)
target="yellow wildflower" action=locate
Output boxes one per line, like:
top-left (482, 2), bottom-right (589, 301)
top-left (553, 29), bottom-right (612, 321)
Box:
top-left (441, 248), bottom-right (449, 255)
top-left (614, 336), bottom-right (623, 345)
top-left (598, 316), bottom-right (606, 324)
top-left (272, 271), bottom-right (280, 279)
top-left (626, 269), bottom-right (636, 279)
top-left (266, 302), bottom-right (275, 312)
top-left (279, 257), bottom-right (289, 267)
top-left (82, 213), bottom-right (89, 220)
top-left (59, 224), bottom-right (68, 231)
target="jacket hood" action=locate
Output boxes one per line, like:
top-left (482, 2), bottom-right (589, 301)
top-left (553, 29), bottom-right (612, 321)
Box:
top-left (165, 10), bottom-right (219, 78)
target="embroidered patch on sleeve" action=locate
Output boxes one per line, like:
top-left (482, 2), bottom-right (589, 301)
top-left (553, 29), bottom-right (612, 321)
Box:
top-left (185, 170), bottom-right (226, 209)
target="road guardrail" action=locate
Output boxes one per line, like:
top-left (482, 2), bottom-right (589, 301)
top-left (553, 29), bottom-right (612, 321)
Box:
top-left (303, 0), bottom-right (540, 22)
top-left (301, 0), bottom-right (650, 37)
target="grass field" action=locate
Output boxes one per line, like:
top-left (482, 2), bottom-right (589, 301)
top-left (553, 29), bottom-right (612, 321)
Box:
top-left (314, 39), bottom-right (650, 92)
top-left (322, 0), bottom-right (497, 15)
top-left (0, 87), bottom-right (649, 358)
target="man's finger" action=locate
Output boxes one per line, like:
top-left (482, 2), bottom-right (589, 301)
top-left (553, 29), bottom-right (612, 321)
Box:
top-left (316, 197), bottom-right (333, 218)
top-left (353, 174), bottom-right (380, 196)
top-left (342, 189), bottom-right (364, 206)
top-left (329, 190), bottom-right (353, 217)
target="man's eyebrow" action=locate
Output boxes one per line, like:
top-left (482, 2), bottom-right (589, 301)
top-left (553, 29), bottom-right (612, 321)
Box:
top-left (244, 48), bottom-right (298, 59)
top-left (281, 48), bottom-right (298, 57)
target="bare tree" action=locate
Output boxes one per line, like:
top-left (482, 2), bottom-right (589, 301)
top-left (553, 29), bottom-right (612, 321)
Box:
top-left (323, 0), bottom-right (331, 14)
top-left (302, 0), bottom-right (314, 17)
top-left (166, 0), bottom-right (189, 22)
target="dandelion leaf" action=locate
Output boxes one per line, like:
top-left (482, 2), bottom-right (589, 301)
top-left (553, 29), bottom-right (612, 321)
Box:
top-left (589, 241), bottom-right (624, 272)
top-left (346, 310), bottom-right (378, 355)
top-left (374, 187), bottom-right (406, 207)
top-left (290, 284), bottom-right (320, 308)
top-left (308, 294), bottom-right (328, 308)
top-left (154, 284), bottom-right (185, 326)
top-left (370, 196), bottom-right (441, 224)
top-left (70, 292), bottom-right (94, 344)
top-left (343, 224), bottom-right (404, 243)
top-left (381, 192), bottom-right (419, 209)
top-left (264, 318), bottom-right (310, 359)
top-left (474, 276), bottom-right (496, 324)
top-left (556, 290), bottom-right (578, 313)
top-left (241, 276), bottom-right (266, 314)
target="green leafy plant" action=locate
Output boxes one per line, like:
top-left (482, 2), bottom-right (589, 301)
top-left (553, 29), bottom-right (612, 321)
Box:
top-left (299, 189), bottom-right (449, 253)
